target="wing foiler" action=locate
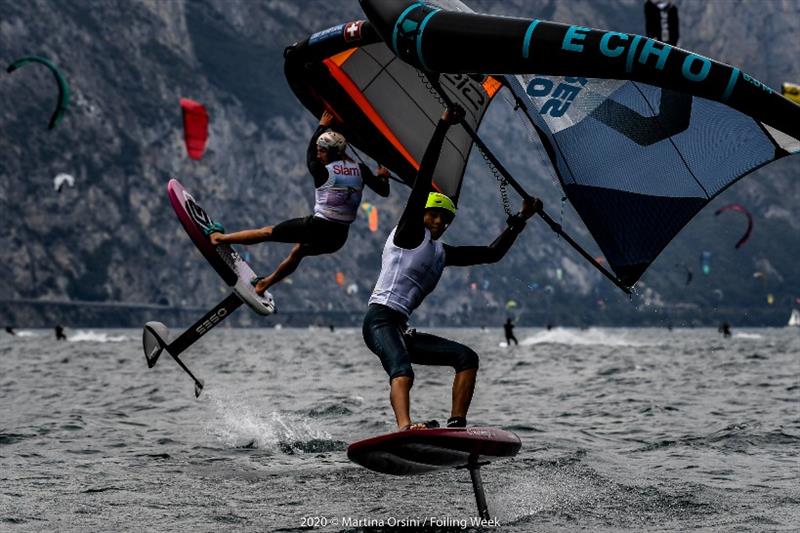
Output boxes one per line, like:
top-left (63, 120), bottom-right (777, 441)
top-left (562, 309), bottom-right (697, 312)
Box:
top-left (284, 12), bottom-right (500, 203)
top-left (354, 0), bottom-right (800, 291)
top-left (284, 3), bottom-right (622, 290)
top-left (142, 179), bottom-right (275, 397)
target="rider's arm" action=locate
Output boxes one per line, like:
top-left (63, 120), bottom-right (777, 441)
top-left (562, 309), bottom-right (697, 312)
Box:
top-left (394, 115), bottom-right (453, 249)
top-left (443, 221), bottom-right (525, 266)
top-left (443, 198), bottom-right (542, 266)
top-left (307, 125), bottom-right (329, 188)
top-left (360, 164), bottom-right (390, 197)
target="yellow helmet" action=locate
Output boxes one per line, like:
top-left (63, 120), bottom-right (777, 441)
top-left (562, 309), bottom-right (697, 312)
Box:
top-left (425, 192), bottom-right (456, 218)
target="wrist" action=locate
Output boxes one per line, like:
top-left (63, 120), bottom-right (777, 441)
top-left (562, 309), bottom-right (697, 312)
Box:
top-left (506, 213), bottom-right (526, 231)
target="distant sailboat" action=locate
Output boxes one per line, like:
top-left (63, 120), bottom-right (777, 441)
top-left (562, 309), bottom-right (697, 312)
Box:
top-left (789, 309), bottom-right (800, 327)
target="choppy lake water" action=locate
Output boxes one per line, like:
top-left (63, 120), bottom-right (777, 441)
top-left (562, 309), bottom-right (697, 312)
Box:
top-left (1, 327), bottom-right (798, 531)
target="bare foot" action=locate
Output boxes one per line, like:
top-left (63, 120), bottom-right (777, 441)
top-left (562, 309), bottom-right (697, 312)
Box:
top-left (400, 422), bottom-right (435, 431)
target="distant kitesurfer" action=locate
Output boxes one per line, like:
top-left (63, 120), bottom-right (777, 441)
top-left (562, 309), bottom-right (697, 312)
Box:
top-left (5, 326), bottom-right (15, 336)
top-left (209, 110), bottom-right (390, 295)
top-left (362, 105), bottom-right (541, 431)
top-left (718, 322), bottom-right (732, 338)
top-left (503, 318), bottom-right (518, 346)
top-left (55, 324), bottom-right (66, 341)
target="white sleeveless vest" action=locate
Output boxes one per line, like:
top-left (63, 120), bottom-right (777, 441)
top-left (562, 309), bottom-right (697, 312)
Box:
top-left (314, 159), bottom-right (363, 223)
top-left (369, 227), bottom-right (446, 318)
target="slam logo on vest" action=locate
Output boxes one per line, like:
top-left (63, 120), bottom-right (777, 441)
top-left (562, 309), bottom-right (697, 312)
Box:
top-left (327, 162), bottom-right (363, 194)
top-left (331, 164), bottom-right (360, 176)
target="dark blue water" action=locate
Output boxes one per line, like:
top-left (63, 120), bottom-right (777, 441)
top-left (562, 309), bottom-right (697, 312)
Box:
top-left (1, 327), bottom-right (798, 531)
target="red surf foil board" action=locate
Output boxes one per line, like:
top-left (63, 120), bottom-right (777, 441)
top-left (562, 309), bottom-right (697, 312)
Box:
top-left (347, 427), bottom-right (521, 476)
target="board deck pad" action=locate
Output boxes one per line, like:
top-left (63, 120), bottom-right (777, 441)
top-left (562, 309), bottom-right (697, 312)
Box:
top-left (347, 427), bottom-right (521, 476)
top-left (167, 178), bottom-right (274, 315)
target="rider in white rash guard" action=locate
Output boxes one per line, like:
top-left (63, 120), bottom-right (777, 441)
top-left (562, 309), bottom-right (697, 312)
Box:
top-left (363, 105), bottom-right (541, 431)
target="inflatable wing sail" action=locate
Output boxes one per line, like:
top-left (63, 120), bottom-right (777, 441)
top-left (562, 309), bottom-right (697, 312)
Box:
top-left (359, 0), bottom-right (800, 287)
top-left (284, 3), bottom-right (500, 202)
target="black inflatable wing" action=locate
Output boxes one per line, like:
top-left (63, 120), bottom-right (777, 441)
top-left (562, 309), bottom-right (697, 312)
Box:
top-left (284, 16), bottom-right (500, 202)
top-left (357, 0), bottom-right (800, 287)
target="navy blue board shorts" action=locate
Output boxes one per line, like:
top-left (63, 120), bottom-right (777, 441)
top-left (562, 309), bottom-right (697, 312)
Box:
top-left (362, 303), bottom-right (479, 381)
top-left (271, 215), bottom-right (349, 256)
